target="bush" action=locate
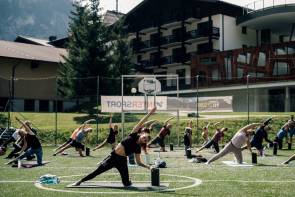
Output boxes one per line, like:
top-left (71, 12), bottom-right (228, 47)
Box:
top-left (0, 114), bottom-right (8, 127)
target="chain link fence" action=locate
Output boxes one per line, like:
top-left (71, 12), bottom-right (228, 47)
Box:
top-left (0, 75), bottom-right (294, 146)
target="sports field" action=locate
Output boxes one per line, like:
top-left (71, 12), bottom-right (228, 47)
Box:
top-left (1, 146), bottom-right (294, 197)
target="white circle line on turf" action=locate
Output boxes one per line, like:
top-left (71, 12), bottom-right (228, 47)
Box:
top-left (0, 180), bottom-right (193, 183)
top-left (34, 173), bottom-right (202, 194)
top-left (3, 179), bottom-right (295, 184)
top-left (203, 180), bottom-right (295, 183)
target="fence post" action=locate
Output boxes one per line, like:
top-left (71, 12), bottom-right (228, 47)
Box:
top-left (121, 76), bottom-right (124, 141)
top-left (7, 78), bottom-right (12, 129)
top-left (196, 75), bottom-right (199, 145)
top-left (177, 75), bottom-right (180, 146)
top-left (96, 76), bottom-right (99, 144)
top-left (247, 75), bottom-right (250, 124)
top-left (55, 77), bottom-right (58, 146)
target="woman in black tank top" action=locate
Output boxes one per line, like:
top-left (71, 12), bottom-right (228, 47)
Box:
top-left (73, 107), bottom-right (157, 187)
top-left (93, 115), bottom-right (119, 151)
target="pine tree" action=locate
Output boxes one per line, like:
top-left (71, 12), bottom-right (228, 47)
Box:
top-left (111, 21), bottom-right (134, 77)
top-left (109, 20), bottom-right (134, 94)
top-left (58, 0), bottom-right (111, 99)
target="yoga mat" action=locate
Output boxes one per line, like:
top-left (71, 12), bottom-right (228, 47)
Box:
top-left (222, 161), bottom-right (254, 167)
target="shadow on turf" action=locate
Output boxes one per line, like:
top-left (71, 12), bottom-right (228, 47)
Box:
top-left (59, 155), bottom-right (96, 158)
top-left (73, 114), bottom-right (139, 124)
top-left (68, 184), bottom-right (172, 193)
top-left (255, 164), bottom-right (279, 167)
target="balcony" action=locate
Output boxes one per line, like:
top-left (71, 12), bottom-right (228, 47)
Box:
top-left (187, 27), bottom-right (220, 41)
top-left (138, 53), bottom-right (192, 70)
top-left (132, 27), bottom-right (220, 53)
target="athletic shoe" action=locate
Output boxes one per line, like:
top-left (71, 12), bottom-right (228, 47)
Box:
top-left (72, 181), bottom-right (81, 186)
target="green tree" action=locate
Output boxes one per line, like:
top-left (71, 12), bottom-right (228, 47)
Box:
top-left (109, 21), bottom-right (134, 94)
top-left (58, 0), bottom-right (111, 100)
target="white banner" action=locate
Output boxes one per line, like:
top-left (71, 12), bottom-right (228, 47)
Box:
top-left (101, 96), bottom-right (167, 112)
top-left (198, 96), bottom-right (233, 112)
top-left (167, 96), bottom-right (233, 112)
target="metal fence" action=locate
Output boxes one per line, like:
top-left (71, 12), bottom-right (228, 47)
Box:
top-left (0, 75), bottom-right (294, 146)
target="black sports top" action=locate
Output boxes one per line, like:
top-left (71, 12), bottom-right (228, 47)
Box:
top-left (121, 132), bottom-right (141, 155)
top-left (25, 134), bottom-right (41, 149)
top-left (107, 128), bottom-right (118, 143)
top-left (252, 127), bottom-right (272, 144)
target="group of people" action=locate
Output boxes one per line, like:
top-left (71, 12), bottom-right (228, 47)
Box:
top-left (193, 116), bottom-right (295, 165)
top-left (35, 107), bottom-right (172, 186)
top-left (1, 111), bottom-right (295, 187)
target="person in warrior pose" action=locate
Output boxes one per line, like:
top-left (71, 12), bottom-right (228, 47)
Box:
top-left (206, 123), bottom-right (260, 164)
top-left (73, 107), bottom-right (156, 187)
top-left (148, 117), bottom-right (174, 152)
top-left (93, 115), bottom-right (119, 151)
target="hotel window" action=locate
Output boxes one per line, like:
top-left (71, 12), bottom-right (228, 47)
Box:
top-left (31, 61), bottom-right (39, 69)
top-left (261, 29), bottom-right (271, 44)
top-left (39, 100), bottom-right (49, 112)
top-left (0, 97), bottom-right (8, 111)
top-left (242, 26), bottom-right (247, 34)
top-left (24, 99), bottom-right (35, 111)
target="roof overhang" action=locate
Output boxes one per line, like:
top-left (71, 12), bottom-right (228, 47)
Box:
top-left (237, 5), bottom-right (295, 35)
top-left (123, 0), bottom-right (243, 32)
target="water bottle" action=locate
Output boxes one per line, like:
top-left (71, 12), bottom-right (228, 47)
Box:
top-left (52, 176), bottom-right (60, 184)
top-left (39, 174), bottom-right (60, 184)
top-left (17, 159), bottom-right (21, 168)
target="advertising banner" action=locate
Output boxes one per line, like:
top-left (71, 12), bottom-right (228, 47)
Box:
top-left (101, 96), bottom-right (167, 112)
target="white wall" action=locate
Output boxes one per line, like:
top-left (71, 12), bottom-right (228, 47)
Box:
top-left (223, 15), bottom-right (257, 50)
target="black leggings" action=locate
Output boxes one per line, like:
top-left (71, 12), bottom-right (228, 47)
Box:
top-left (6, 144), bottom-right (21, 159)
top-left (2, 137), bottom-right (15, 147)
top-left (80, 151), bottom-right (131, 186)
top-left (274, 137), bottom-right (283, 150)
top-left (204, 140), bottom-right (220, 153)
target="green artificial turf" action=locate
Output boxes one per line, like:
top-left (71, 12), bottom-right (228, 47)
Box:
top-left (0, 146), bottom-right (295, 197)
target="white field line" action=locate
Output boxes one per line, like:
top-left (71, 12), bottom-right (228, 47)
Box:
top-left (1, 180), bottom-right (295, 184)
top-left (203, 180), bottom-right (295, 183)
top-left (0, 180), bottom-right (192, 183)
top-left (0, 165), bottom-right (293, 169)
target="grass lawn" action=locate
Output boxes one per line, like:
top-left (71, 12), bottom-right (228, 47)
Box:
top-left (0, 146), bottom-right (295, 197)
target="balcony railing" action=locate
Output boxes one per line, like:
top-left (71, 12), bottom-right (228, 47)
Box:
top-left (243, 0), bottom-right (295, 15)
top-left (139, 53), bottom-right (192, 69)
top-left (132, 27), bottom-right (220, 51)
top-left (186, 27), bottom-right (220, 40)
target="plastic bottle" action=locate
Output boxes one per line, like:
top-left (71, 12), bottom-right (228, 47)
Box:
top-left (39, 174), bottom-right (60, 184)
top-left (17, 159), bottom-right (21, 168)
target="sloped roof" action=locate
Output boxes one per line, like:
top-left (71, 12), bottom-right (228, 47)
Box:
top-left (0, 40), bottom-right (67, 63)
top-left (15, 35), bottom-right (53, 47)
top-left (123, 0), bottom-right (244, 32)
top-left (103, 10), bottom-right (124, 26)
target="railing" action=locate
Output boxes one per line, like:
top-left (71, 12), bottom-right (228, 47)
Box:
top-left (139, 53), bottom-right (192, 69)
top-left (133, 27), bottom-right (220, 51)
top-left (186, 27), bottom-right (220, 40)
top-left (243, 0), bottom-right (295, 15)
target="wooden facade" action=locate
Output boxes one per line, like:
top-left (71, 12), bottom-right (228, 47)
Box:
top-left (191, 41), bottom-right (295, 88)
